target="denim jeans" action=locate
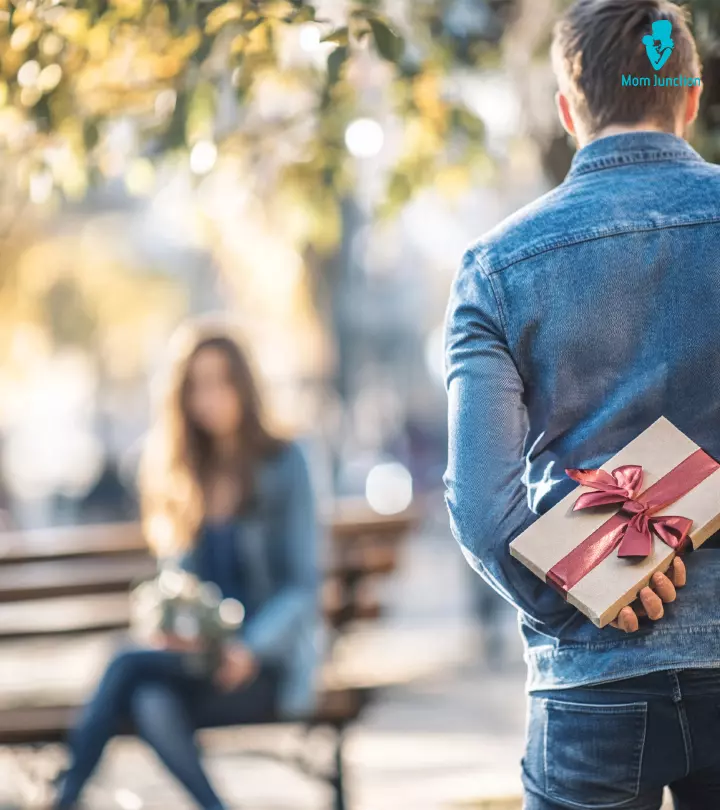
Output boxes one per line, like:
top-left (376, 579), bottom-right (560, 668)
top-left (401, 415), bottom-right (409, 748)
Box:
top-left (57, 647), bottom-right (279, 810)
top-left (523, 668), bottom-right (720, 809)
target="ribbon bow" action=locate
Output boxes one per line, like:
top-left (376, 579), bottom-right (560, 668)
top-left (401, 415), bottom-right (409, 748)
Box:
top-left (564, 464), bottom-right (693, 558)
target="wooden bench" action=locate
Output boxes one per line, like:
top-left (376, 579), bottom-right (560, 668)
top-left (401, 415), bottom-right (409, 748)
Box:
top-left (0, 502), bottom-right (418, 809)
top-left (0, 502), bottom-right (409, 629)
top-left (0, 636), bottom-right (373, 810)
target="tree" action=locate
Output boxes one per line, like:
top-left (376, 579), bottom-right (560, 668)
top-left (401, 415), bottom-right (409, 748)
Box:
top-left (0, 0), bottom-right (495, 238)
top-left (0, 0), bottom-right (510, 421)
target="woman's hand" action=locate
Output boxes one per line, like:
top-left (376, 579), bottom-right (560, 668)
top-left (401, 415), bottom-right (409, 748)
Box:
top-left (214, 643), bottom-right (258, 692)
top-left (611, 557), bottom-right (686, 633)
top-left (150, 632), bottom-right (206, 653)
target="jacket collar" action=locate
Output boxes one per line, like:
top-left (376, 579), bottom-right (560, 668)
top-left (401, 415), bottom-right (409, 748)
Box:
top-left (567, 131), bottom-right (704, 179)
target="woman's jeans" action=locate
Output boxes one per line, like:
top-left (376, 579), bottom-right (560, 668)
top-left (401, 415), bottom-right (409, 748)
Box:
top-left (523, 668), bottom-right (720, 810)
top-left (57, 648), bottom-right (279, 810)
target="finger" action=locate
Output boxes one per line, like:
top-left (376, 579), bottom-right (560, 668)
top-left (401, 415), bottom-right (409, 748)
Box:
top-left (650, 571), bottom-right (677, 604)
top-left (671, 557), bottom-right (687, 588)
top-left (616, 606), bottom-right (639, 633)
top-left (612, 602), bottom-right (643, 628)
top-left (639, 586), bottom-right (664, 620)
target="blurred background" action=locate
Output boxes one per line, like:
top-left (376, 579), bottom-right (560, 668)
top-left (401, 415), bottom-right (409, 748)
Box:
top-left (0, 1), bottom-right (717, 809)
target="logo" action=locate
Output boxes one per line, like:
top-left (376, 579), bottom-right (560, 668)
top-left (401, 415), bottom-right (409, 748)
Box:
top-left (642, 19), bottom-right (674, 71)
top-left (621, 19), bottom-right (701, 87)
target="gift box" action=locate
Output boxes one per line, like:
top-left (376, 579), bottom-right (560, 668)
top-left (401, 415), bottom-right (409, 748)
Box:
top-left (510, 417), bottom-right (720, 627)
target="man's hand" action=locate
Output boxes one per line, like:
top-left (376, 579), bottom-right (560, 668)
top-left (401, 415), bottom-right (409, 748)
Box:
top-left (611, 557), bottom-right (686, 633)
top-left (214, 643), bottom-right (258, 692)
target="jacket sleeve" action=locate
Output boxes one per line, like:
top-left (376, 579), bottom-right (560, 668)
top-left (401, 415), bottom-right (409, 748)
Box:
top-left (241, 442), bottom-right (320, 662)
top-left (443, 248), bottom-right (571, 627)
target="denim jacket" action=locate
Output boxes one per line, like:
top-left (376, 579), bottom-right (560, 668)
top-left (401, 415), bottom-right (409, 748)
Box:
top-left (444, 132), bottom-right (720, 692)
top-left (179, 441), bottom-right (323, 717)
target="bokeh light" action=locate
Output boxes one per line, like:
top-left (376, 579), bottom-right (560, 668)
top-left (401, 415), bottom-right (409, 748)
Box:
top-left (17, 60), bottom-right (41, 88)
top-left (38, 64), bottom-right (62, 92)
top-left (345, 118), bottom-right (385, 158)
top-left (190, 140), bottom-right (218, 175)
top-left (299, 23), bottom-right (322, 52)
top-left (29, 170), bottom-right (53, 205)
top-left (125, 158), bottom-right (156, 197)
top-left (219, 598), bottom-right (245, 628)
top-left (365, 462), bottom-right (413, 515)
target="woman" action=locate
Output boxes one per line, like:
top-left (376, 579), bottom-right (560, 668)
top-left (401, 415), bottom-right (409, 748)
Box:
top-left (55, 320), bottom-right (321, 810)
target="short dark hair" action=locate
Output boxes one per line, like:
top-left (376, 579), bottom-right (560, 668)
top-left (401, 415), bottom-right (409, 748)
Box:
top-left (552, 0), bottom-right (701, 136)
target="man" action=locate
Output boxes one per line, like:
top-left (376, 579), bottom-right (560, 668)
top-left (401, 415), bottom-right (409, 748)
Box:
top-left (444, 1), bottom-right (720, 807)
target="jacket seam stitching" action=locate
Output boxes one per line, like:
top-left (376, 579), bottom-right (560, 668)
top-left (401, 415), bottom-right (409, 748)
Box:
top-left (486, 266), bottom-right (508, 336)
top-left (486, 217), bottom-right (720, 277)
top-left (570, 152), bottom-right (701, 178)
top-left (472, 250), bottom-right (523, 376)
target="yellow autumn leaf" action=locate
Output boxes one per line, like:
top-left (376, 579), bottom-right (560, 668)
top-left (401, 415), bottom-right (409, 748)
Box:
top-left (154, 54), bottom-right (184, 80)
top-left (403, 116), bottom-right (442, 156)
top-left (2, 49), bottom-right (24, 79)
top-left (435, 164), bottom-right (470, 197)
top-left (171, 27), bottom-right (202, 60)
top-left (54, 9), bottom-right (91, 45)
top-left (110, 0), bottom-right (144, 20)
top-left (413, 72), bottom-right (446, 123)
top-left (147, 4), bottom-right (170, 27)
top-left (57, 118), bottom-right (85, 151)
top-left (231, 25), bottom-right (272, 57)
top-left (260, 0), bottom-right (295, 18)
top-left (86, 23), bottom-right (112, 60)
top-left (205, 3), bottom-right (243, 35)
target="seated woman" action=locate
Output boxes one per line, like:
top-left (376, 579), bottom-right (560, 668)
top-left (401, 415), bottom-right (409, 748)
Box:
top-left (55, 320), bottom-right (321, 810)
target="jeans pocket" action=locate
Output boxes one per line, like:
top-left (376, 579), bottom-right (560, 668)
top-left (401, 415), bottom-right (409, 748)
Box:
top-left (543, 698), bottom-right (648, 809)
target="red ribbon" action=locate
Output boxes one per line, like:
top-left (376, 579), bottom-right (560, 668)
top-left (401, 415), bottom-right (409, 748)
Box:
top-left (546, 448), bottom-right (720, 596)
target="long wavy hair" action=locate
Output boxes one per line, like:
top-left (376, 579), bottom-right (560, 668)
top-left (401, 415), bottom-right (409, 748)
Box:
top-left (140, 320), bottom-right (284, 556)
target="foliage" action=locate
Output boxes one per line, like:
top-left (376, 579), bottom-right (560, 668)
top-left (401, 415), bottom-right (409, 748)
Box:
top-left (689, 0), bottom-right (720, 163)
top-left (0, 0), bottom-right (496, 248)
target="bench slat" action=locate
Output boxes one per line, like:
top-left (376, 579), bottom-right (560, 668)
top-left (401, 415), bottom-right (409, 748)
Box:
top-left (0, 589), bottom-right (383, 639)
top-left (0, 507), bottom-right (416, 565)
top-left (0, 543), bottom-right (400, 605)
top-left (0, 556), bottom-right (158, 603)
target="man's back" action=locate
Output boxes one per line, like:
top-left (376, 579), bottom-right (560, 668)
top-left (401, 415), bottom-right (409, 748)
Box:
top-left (444, 131), bottom-right (720, 690)
top-left (481, 132), bottom-right (720, 515)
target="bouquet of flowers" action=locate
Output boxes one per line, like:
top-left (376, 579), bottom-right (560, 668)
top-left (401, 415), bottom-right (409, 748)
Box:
top-left (130, 568), bottom-right (245, 677)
